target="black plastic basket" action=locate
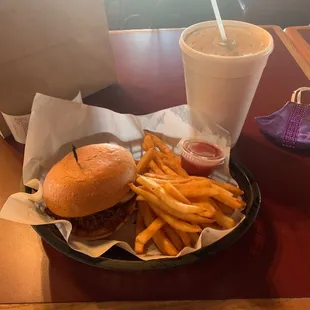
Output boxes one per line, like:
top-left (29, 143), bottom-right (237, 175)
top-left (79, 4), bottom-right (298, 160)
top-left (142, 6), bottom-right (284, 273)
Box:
top-left (29, 159), bottom-right (261, 271)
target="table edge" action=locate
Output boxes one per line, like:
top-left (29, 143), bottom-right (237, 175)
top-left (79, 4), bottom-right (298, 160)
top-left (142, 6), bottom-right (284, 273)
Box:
top-left (1, 299), bottom-right (310, 309)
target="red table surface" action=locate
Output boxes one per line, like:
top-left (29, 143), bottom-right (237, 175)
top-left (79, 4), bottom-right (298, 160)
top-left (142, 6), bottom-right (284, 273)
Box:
top-left (1, 27), bottom-right (310, 303)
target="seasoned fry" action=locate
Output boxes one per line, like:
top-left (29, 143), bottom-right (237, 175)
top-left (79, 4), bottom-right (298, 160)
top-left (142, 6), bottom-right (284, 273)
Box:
top-left (146, 132), bottom-right (175, 156)
top-left (161, 182), bottom-right (191, 204)
top-left (144, 173), bottom-right (181, 180)
top-left (156, 151), bottom-right (168, 160)
top-left (213, 192), bottom-right (246, 209)
top-left (162, 225), bottom-right (184, 251)
top-left (144, 177), bottom-right (190, 185)
top-left (200, 222), bottom-right (223, 230)
top-left (136, 195), bottom-right (146, 201)
top-left (175, 184), bottom-right (219, 199)
top-left (210, 179), bottom-right (244, 196)
top-left (154, 155), bottom-right (179, 176)
top-left (138, 202), bottom-right (178, 256)
top-left (214, 210), bottom-right (236, 229)
top-left (175, 230), bottom-right (191, 247)
top-left (135, 210), bottom-right (145, 254)
top-left (211, 184), bottom-right (234, 197)
top-left (144, 135), bottom-right (155, 150)
top-left (162, 157), bottom-right (189, 177)
top-left (189, 233), bottom-right (199, 246)
top-left (136, 148), bottom-right (155, 174)
top-left (130, 183), bottom-right (216, 224)
top-left (136, 217), bottom-right (165, 245)
top-left (148, 202), bottom-right (202, 233)
top-left (136, 176), bottom-right (205, 214)
top-left (194, 198), bottom-right (216, 217)
top-left (148, 160), bottom-right (164, 175)
top-left (211, 199), bottom-right (234, 215)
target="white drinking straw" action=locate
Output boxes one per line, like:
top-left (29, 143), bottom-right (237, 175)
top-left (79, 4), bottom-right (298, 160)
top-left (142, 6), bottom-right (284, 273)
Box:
top-left (210, 0), bottom-right (228, 42)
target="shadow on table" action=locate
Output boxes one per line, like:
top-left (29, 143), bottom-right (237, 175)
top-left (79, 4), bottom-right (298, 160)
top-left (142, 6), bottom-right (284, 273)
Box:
top-left (40, 204), bottom-right (279, 302)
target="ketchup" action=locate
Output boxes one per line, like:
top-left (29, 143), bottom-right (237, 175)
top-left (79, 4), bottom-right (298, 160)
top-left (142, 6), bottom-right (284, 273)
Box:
top-left (178, 138), bottom-right (225, 177)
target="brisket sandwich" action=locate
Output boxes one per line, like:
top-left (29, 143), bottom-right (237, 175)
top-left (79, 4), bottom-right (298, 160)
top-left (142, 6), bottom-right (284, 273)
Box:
top-left (43, 143), bottom-right (136, 240)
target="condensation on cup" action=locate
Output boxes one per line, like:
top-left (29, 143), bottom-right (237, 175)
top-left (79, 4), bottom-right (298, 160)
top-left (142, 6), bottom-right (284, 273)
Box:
top-left (179, 20), bottom-right (274, 145)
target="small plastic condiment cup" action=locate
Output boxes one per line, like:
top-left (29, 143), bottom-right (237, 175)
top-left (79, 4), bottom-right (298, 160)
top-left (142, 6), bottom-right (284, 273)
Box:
top-left (178, 138), bottom-right (225, 177)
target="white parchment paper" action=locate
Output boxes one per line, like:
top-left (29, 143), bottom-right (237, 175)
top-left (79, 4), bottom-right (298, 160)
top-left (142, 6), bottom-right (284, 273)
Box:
top-left (0, 93), bottom-right (244, 260)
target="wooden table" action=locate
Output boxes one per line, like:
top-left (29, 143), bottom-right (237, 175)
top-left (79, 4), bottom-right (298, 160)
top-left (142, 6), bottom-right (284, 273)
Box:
top-left (284, 26), bottom-right (310, 79)
top-left (1, 26), bottom-right (310, 307)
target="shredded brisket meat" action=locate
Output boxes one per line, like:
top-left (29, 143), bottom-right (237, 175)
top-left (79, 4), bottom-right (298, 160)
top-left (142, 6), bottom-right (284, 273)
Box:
top-left (45, 198), bottom-right (135, 236)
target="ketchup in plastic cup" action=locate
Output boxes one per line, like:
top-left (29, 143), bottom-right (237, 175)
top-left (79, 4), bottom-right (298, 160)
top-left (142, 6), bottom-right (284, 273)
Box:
top-left (178, 138), bottom-right (225, 177)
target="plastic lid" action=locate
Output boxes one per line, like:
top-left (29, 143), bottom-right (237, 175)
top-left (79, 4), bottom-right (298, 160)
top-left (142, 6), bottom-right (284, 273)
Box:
top-left (178, 138), bottom-right (225, 167)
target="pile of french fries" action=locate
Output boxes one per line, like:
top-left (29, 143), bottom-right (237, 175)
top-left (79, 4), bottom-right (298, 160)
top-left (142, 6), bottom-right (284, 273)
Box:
top-left (129, 132), bottom-right (246, 256)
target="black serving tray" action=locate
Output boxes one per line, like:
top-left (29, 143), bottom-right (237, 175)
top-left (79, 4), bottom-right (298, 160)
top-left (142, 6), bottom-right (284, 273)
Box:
top-left (29, 159), bottom-right (261, 271)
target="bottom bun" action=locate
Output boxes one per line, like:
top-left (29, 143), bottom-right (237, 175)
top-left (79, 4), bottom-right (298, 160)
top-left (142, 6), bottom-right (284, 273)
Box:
top-left (46, 197), bottom-right (136, 241)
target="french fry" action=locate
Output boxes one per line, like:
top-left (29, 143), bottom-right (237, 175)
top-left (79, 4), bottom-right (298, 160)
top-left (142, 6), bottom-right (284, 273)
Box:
top-left (136, 148), bottom-right (155, 174)
top-left (148, 202), bottom-right (201, 233)
top-left (136, 176), bottom-right (205, 214)
top-left (189, 233), bottom-right (199, 246)
top-left (144, 173), bottom-right (181, 180)
top-left (136, 217), bottom-right (165, 245)
top-left (175, 230), bottom-right (191, 247)
top-left (138, 202), bottom-right (178, 256)
top-left (162, 157), bottom-right (189, 177)
top-left (214, 210), bottom-right (236, 229)
top-left (144, 135), bottom-right (155, 150)
top-left (194, 198), bottom-right (216, 217)
top-left (135, 210), bottom-right (145, 254)
top-left (154, 155), bottom-right (179, 176)
top-left (144, 177), bottom-right (190, 185)
top-left (136, 195), bottom-right (146, 201)
top-left (146, 132), bottom-right (175, 156)
top-left (200, 222), bottom-right (223, 230)
top-left (149, 160), bottom-right (164, 175)
top-left (130, 183), bottom-right (215, 224)
top-left (211, 201), bottom-right (236, 229)
top-left (213, 192), bottom-right (246, 209)
top-left (156, 151), bottom-right (168, 160)
top-left (211, 199), bottom-right (234, 215)
top-left (175, 184), bottom-right (219, 199)
top-left (161, 182), bottom-right (191, 204)
top-left (162, 225), bottom-right (184, 251)
top-left (210, 179), bottom-right (244, 196)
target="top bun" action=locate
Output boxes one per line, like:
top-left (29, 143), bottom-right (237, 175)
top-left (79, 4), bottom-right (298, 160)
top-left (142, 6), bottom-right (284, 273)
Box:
top-left (43, 144), bottom-right (136, 218)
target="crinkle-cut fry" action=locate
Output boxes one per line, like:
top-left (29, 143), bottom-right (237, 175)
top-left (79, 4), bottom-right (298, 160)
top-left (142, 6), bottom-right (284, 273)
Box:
top-left (136, 217), bottom-right (165, 245)
top-left (144, 173), bottom-right (182, 180)
top-left (136, 148), bottom-right (155, 174)
top-left (138, 202), bottom-right (178, 256)
top-left (136, 176), bottom-right (205, 214)
top-left (146, 132), bottom-right (175, 156)
top-left (189, 233), bottom-right (199, 246)
top-left (135, 210), bottom-right (145, 254)
top-left (154, 155), bottom-right (179, 176)
top-left (175, 230), bottom-right (191, 247)
top-left (210, 179), bottom-right (244, 196)
top-left (161, 182), bottom-right (191, 204)
top-left (162, 225), bottom-right (184, 251)
top-left (130, 184), bottom-right (215, 224)
top-left (148, 202), bottom-right (201, 233)
top-left (148, 160), bottom-right (164, 175)
top-left (162, 157), bottom-right (189, 177)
